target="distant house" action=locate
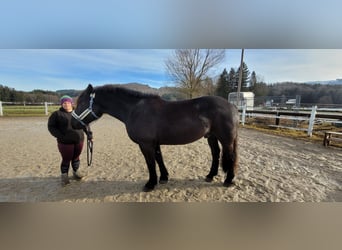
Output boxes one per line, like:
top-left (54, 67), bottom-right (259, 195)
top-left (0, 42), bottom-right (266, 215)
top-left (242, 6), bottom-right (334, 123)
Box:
top-left (228, 92), bottom-right (254, 110)
top-left (285, 99), bottom-right (296, 105)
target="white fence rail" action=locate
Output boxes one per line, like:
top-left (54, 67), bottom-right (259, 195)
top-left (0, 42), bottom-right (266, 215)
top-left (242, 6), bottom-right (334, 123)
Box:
top-left (0, 101), bottom-right (54, 116)
top-left (240, 105), bottom-right (342, 137)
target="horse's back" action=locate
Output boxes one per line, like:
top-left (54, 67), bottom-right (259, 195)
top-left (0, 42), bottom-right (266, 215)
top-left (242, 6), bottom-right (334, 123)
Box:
top-left (195, 95), bottom-right (239, 119)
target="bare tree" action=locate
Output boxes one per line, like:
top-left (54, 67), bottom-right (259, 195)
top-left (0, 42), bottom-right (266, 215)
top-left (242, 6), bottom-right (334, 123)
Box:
top-left (201, 76), bottom-right (216, 96)
top-left (165, 49), bottom-right (225, 98)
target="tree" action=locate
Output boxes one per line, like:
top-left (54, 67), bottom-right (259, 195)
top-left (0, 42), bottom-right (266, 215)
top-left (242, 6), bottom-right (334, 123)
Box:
top-left (228, 67), bottom-right (237, 93)
top-left (0, 84), bottom-right (60, 103)
top-left (249, 71), bottom-right (257, 90)
top-left (165, 49), bottom-right (225, 98)
top-left (252, 82), bottom-right (269, 97)
top-left (215, 68), bottom-right (230, 98)
top-left (235, 62), bottom-right (250, 91)
top-left (201, 77), bottom-right (215, 96)
top-left (249, 71), bottom-right (269, 97)
top-left (318, 95), bottom-right (333, 104)
top-left (0, 85), bottom-right (13, 101)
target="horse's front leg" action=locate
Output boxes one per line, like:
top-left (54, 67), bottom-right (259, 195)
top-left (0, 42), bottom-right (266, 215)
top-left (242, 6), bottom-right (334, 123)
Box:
top-left (139, 144), bottom-right (158, 192)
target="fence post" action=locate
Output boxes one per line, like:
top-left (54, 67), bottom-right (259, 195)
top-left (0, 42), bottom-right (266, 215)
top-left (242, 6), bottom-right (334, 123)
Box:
top-left (307, 105), bottom-right (317, 137)
top-left (241, 105), bottom-right (246, 126)
top-left (275, 111), bottom-right (280, 125)
top-left (44, 102), bottom-right (48, 115)
top-left (0, 101), bottom-right (3, 116)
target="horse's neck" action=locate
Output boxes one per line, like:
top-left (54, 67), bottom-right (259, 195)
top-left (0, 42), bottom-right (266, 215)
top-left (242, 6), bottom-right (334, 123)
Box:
top-left (99, 91), bottom-right (140, 123)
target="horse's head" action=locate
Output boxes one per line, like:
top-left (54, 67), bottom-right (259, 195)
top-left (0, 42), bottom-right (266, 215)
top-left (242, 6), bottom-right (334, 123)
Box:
top-left (71, 84), bottom-right (102, 129)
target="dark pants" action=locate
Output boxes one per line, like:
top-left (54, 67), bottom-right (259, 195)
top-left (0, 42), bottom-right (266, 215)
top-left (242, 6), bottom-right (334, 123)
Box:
top-left (58, 141), bottom-right (84, 174)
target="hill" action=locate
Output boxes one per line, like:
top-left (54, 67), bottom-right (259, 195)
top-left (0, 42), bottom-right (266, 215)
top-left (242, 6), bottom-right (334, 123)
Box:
top-left (2, 81), bottom-right (341, 104)
top-left (112, 83), bottom-right (159, 94)
top-left (305, 79), bottom-right (342, 85)
top-left (56, 83), bottom-right (185, 101)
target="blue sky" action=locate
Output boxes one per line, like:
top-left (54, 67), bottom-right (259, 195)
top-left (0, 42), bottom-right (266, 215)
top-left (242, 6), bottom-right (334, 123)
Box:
top-left (1, 1), bottom-right (342, 92)
top-left (1, 1), bottom-right (342, 49)
top-left (0, 49), bottom-right (342, 92)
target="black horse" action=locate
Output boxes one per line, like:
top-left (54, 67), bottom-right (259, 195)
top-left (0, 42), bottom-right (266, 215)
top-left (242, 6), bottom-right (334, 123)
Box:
top-left (71, 84), bottom-right (239, 192)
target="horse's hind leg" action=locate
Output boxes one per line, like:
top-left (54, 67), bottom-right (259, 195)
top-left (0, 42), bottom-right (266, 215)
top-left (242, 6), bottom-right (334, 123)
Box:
top-left (139, 144), bottom-right (158, 192)
top-left (155, 145), bottom-right (169, 184)
top-left (221, 137), bottom-right (238, 187)
top-left (205, 136), bottom-right (220, 182)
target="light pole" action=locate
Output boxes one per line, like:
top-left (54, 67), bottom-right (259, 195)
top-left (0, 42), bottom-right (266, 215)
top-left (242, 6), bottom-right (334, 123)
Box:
top-left (237, 49), bottom-right (244, 107)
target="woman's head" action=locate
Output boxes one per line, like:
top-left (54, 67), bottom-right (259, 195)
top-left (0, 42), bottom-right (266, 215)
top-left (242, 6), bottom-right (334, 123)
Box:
top-left (60, 95), bottom-right (73, 105)
top-left (60, 95), bottom-right (73, 112)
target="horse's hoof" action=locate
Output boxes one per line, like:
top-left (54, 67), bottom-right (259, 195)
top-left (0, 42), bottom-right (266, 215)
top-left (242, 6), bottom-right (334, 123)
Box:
top-left (142, 186), bottom-right (154, 192)
top-left (159, 180), bottom-right (168, 184)
top-left (143, 182), bottom-right (156, 192)
top-left (205, 176), bottom-right (213, 182)
top-left (223, 180), bottom-right (235, 187)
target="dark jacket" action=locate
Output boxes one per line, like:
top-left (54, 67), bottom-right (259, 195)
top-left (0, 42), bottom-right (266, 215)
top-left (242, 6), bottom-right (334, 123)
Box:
top-left (48, 107), bottom-right (85, 144)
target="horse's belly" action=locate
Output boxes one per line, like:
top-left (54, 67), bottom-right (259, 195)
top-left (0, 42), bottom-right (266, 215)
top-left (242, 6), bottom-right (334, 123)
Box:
top-left (158, 126), bottom-right (206, 145)
top-left (158, 116), bottom-right (210, 145)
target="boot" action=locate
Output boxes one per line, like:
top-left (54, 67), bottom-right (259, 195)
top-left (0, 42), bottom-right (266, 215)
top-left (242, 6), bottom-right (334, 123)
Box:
top-left (73, 169), bottom-right (85, 180)
top-left (61, 173), bottom-right (70, 187)
top-left (72, 160), bottom-right (85, 180)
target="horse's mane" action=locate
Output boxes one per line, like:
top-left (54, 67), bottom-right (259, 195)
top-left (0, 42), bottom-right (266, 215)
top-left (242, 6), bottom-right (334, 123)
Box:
top-left (95, 84), bottom-right (160, 99)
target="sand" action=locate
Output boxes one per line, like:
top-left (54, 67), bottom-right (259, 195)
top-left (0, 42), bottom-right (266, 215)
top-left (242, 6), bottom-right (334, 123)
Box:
top-left (0, 115), bottom-right (341, 202)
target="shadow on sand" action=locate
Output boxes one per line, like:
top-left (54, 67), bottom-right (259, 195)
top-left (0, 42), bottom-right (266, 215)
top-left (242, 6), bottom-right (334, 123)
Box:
top-left (0, 176), bottom-right (225, 202)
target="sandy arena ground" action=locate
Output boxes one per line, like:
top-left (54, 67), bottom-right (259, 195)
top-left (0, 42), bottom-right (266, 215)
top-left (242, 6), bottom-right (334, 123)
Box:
top-left (0, 115), bottom-right (341, 202)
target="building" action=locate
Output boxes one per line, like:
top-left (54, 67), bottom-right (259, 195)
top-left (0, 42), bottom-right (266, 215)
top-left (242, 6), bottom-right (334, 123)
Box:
top-left (228, 92), bottom-right (254, 110)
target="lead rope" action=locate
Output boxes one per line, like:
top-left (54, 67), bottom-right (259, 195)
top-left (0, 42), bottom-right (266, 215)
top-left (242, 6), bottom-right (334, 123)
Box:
top-left (85, 126), bottom-right (94, 167)
top-left (87, 138), bottom-right (93, 166)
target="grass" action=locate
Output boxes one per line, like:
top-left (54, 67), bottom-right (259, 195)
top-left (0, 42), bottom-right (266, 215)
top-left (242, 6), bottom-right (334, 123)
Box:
top-left (1, 105), bottom-right (60, 116)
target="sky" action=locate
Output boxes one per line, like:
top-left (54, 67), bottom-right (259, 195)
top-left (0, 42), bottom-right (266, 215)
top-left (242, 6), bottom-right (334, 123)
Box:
top-left (0, 49), bottom-right (342, 92)
top-left (1, 1), bottom-right (342, 92)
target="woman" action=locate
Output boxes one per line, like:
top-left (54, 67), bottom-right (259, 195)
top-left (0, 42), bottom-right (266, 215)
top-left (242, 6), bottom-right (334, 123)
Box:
top-left (48, 95), bottom-right (92, 186)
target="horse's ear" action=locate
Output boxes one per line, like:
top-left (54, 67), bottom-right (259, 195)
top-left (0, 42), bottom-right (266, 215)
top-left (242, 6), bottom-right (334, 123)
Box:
top-left (86, 84), bottom-right (93, 93)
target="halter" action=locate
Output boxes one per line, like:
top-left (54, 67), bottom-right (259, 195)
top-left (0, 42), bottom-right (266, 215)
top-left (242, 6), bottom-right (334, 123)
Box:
top-left (72, 92), bottom-right (99, 167)
top-left (71, 92), bottom-right (100, 126)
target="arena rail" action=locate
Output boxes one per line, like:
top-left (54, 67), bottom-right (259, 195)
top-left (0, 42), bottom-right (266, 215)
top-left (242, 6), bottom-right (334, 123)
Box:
top-left (240, 106), bottom-right (342, 137)
top-left (0, 101), bottom-right (56, 116)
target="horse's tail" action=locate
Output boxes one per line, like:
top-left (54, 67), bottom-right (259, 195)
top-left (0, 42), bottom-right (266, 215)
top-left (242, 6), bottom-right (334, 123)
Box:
top-left (221, 136), bottom-right (238, 175)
